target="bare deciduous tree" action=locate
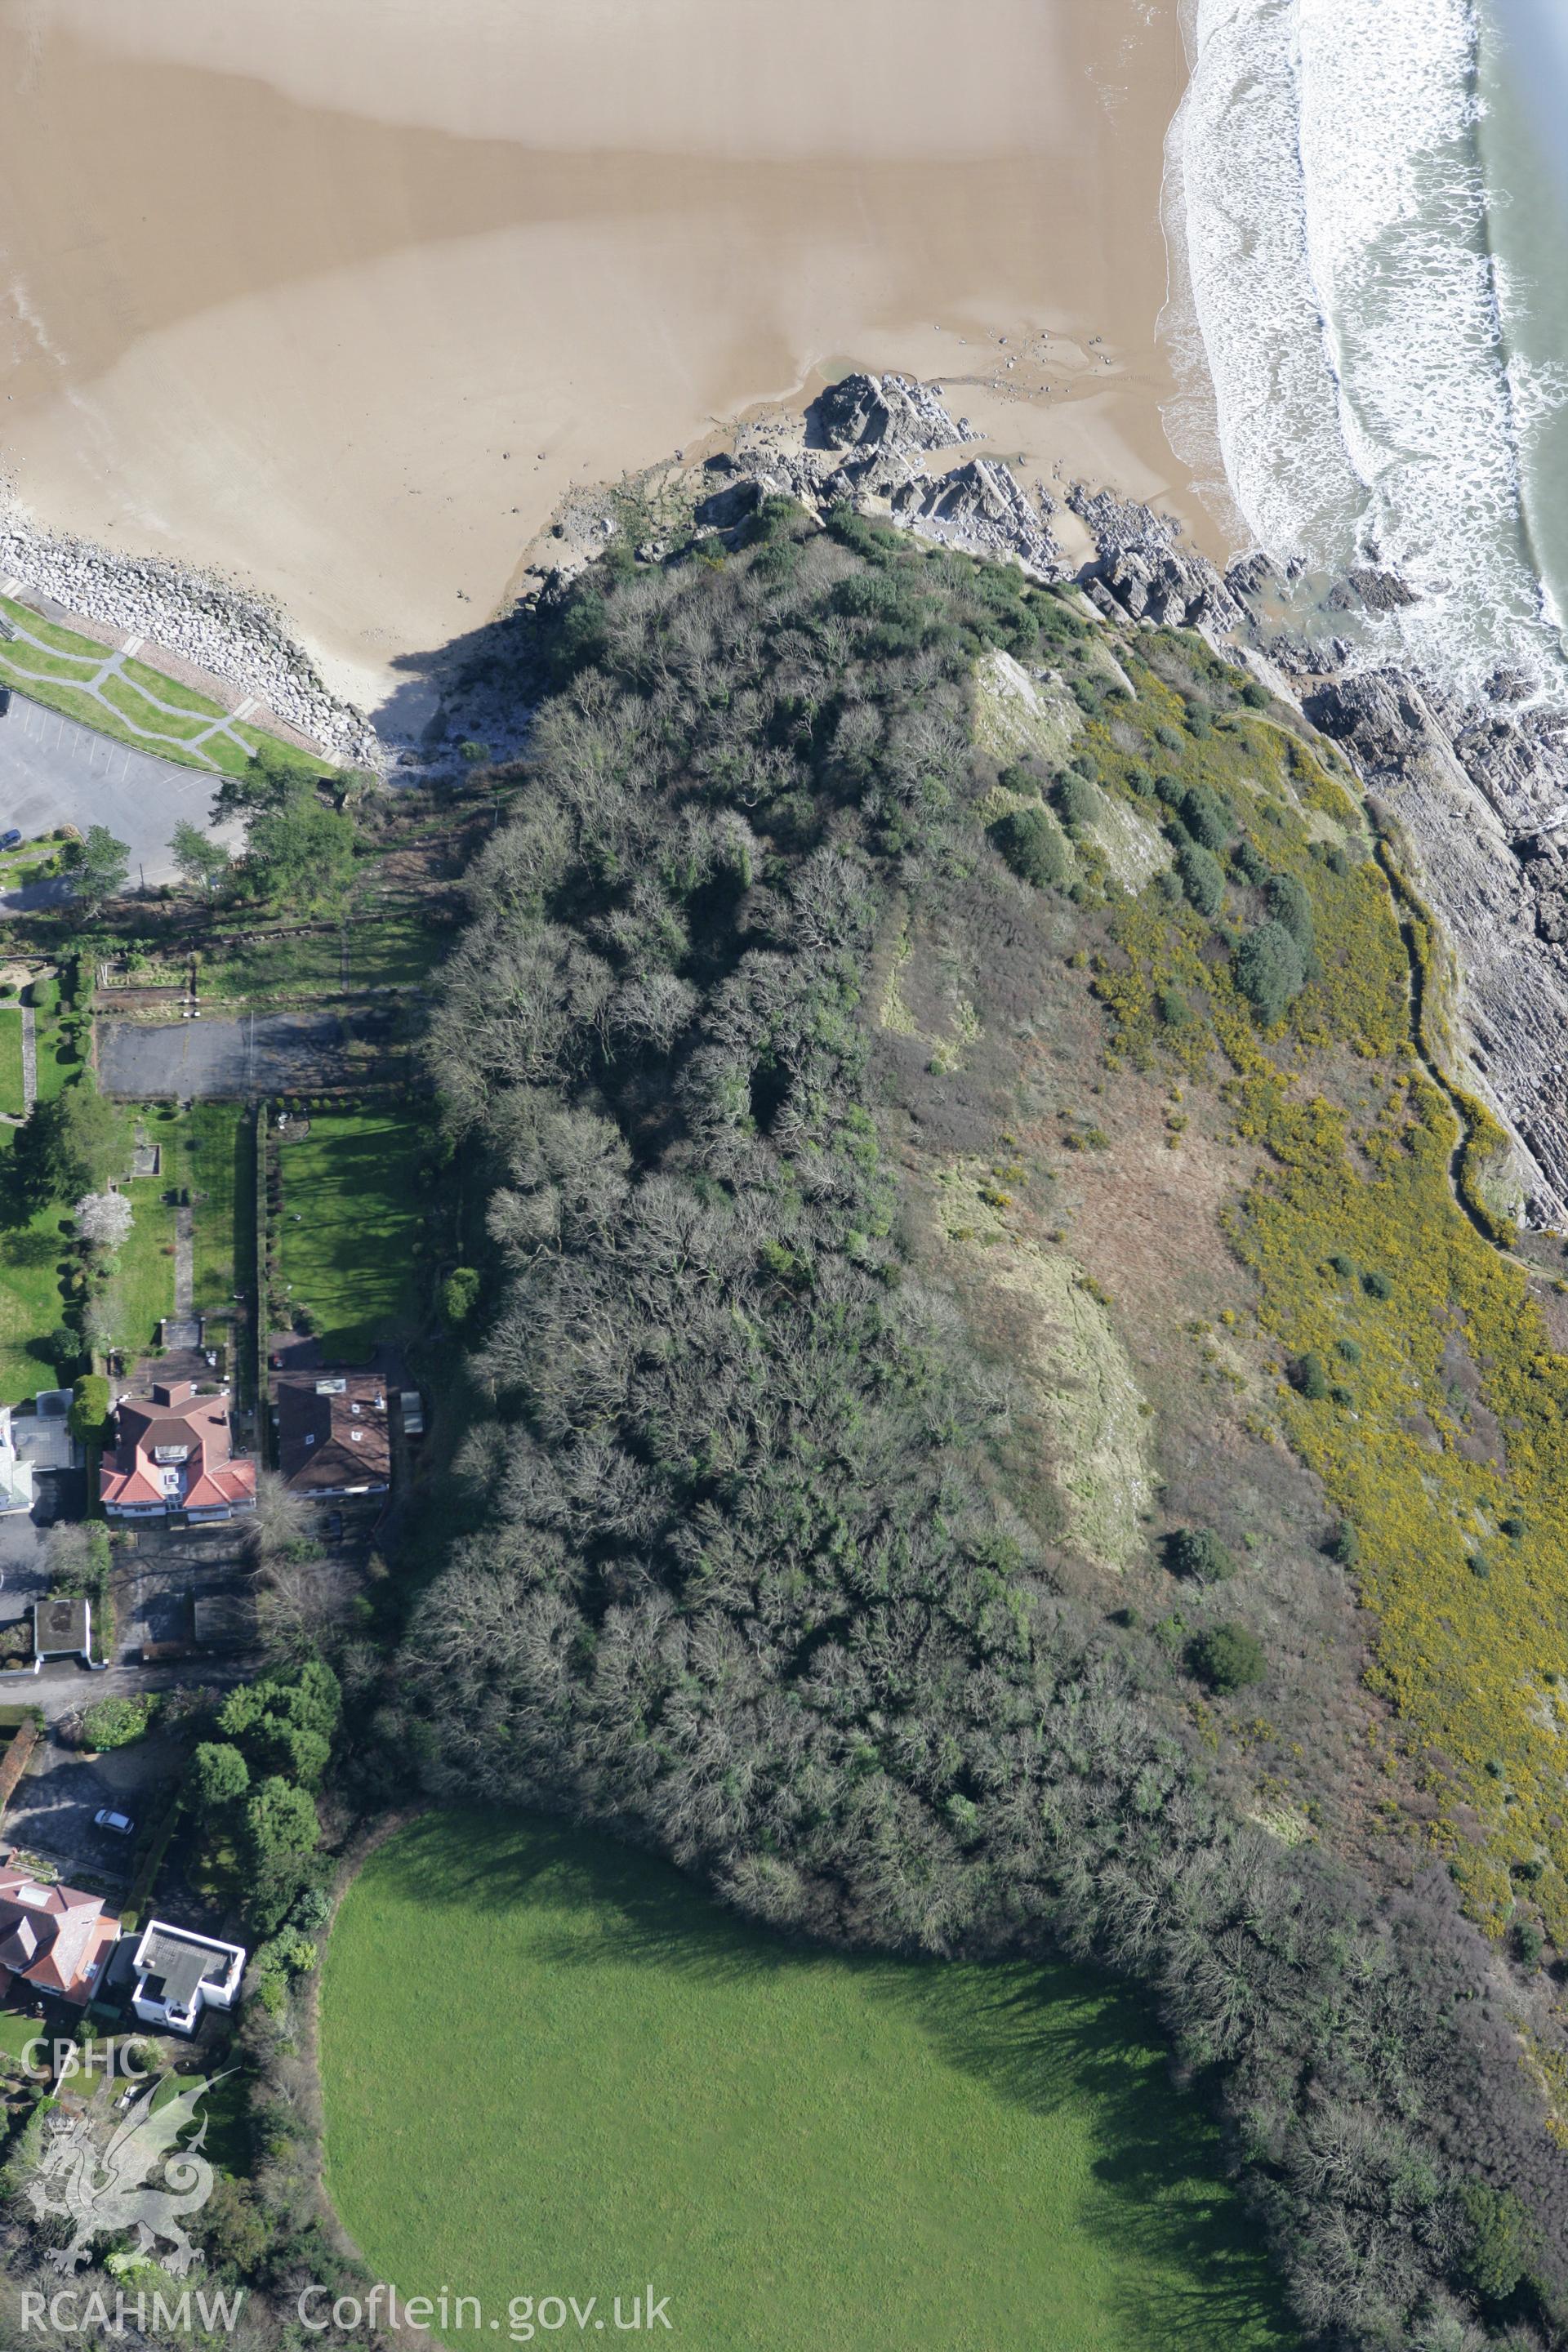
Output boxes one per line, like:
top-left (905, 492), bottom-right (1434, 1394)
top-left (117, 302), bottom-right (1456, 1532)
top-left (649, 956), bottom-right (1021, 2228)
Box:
top-left (253, 1552), bottom-right (354, 1664)
top-left (243, 1468), bottom-right (314, 1564)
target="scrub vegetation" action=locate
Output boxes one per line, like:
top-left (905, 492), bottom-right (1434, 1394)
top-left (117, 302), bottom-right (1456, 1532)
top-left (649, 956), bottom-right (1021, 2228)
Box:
top-left (365, 504), bottom-right (1568, 2351)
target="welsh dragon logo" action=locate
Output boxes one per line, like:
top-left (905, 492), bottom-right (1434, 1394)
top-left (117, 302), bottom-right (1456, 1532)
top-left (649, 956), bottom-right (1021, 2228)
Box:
top-left (27, 2074), bottom-right (226, 2274)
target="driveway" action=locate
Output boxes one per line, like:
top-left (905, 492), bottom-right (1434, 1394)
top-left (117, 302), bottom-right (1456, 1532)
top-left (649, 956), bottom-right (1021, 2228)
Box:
top-left (100, 1006), bottom-right (404, 1098)
top-left (0, 693), bottom-right (221, 892)
top-left (0, 1514), bottom-right (51, 1651)
top-left (2, 1727), bottom-right (182, 1887)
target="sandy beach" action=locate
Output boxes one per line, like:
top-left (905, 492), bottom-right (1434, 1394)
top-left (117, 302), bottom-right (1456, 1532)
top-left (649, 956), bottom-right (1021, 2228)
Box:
top-left (0, 0), bottom-right (1199, 720)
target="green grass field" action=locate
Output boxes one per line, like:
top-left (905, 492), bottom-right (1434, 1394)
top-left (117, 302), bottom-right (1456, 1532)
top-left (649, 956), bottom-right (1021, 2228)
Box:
top-left (176, 1102), bottom-right (250, 1316)
top-left (277, 1110), bottom-right (424, 1358)
top-left (0, 593), bottom-right (334, 782)
top-left (0, 658), bottom-right (217, 773)
top-left (0, 1011), bottom-right (24, 1121)
top-left (0, 1035), bottom-right (135, 1396)
top-left (0, 1146), bottom-right (73, 1402)
top-left (0, 639), bottom-right (101, 685)
top-left (97, 672), bottom-right (212, 742)
top-left (321, 1815), bottom-right (1293, 2352)
top-left (119, 657), bottom-right (226, 719)
top-left (31, 1011), bottom-right (76, 1108)
top-left (105, 1156), bottom-right (176, 1359)
top-left (0, 594), bottom-right (107, 660)
top-left (229, 720), bottom-right (333, 782)
top-left (202, 932), bottom-right (346, 1002)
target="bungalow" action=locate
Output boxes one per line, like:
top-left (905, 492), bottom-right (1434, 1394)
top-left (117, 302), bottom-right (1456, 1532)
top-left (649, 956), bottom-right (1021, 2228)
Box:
top-left (100, 1382), bottom-right (256, 1524)
top-left (130, 1920), bottom-right (246, 2035)
top-left (275, 1373), bottom-right (390, 1503)
top-left (0, 1867), bottom-right (118, 2007)
top-left (33, 1596), bottom-right (92, 1667)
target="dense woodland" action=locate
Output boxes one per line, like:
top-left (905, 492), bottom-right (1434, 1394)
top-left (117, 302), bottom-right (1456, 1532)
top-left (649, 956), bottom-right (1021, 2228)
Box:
top-left (394, 503), bottom-right (1568, 2350)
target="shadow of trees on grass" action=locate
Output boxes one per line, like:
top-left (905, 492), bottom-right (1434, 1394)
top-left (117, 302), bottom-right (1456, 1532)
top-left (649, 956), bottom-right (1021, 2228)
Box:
top-left (366, 1810), bottom-right (1296, 2350)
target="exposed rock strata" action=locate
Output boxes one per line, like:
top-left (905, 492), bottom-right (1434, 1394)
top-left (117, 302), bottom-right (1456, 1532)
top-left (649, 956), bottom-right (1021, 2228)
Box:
top-left (727, 375), bottom-right (1061, 576)
top-left (813, 371), bottom-right (978, 455)
top-left (889, 457), bottom-right (1058, 574)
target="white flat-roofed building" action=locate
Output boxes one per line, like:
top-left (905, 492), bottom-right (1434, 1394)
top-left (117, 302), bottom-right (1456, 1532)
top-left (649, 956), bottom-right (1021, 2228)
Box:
top-left (130, 1919), bottom-right (247, 2035)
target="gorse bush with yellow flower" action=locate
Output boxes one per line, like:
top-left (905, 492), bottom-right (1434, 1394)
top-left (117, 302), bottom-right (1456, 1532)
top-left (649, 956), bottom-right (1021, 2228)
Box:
top-left (1062, 641), bottom-right (1568, 1940)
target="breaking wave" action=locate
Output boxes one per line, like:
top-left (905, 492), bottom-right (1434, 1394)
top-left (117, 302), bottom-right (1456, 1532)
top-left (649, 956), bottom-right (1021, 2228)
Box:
top-left (1162, 0), bottom-right (1568, 702)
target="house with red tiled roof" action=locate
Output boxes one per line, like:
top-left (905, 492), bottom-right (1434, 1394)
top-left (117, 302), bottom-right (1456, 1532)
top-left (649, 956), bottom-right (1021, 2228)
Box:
top-left (100, 1381), bottom-right (256, 1524)
top-left (0, 1867), bottom-right (118, 2007)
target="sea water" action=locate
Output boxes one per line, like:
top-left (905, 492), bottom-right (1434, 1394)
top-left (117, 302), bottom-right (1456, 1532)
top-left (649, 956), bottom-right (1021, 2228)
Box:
top-left (1164, 0), bottom-right (1568, 707)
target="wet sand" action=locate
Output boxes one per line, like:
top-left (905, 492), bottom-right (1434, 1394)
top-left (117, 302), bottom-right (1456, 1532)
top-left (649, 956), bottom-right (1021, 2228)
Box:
top-left (0, 0), bottom-right (1198, 719)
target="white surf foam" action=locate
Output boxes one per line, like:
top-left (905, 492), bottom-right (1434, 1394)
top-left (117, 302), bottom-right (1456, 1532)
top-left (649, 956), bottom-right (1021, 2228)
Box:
top-left (1164, 0), bottom-right (1568, 704)
top-left (1163, 0), bottom-right (1362, 566)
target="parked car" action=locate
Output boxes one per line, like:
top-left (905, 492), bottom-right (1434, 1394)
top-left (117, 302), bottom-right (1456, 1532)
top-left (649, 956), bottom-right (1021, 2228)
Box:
top-left (0, 829), bottom-right (21, 849)
top-left (0, 692), bottom-right (11, 719)
top-left (93, 1809), bottom-right (135, 1837)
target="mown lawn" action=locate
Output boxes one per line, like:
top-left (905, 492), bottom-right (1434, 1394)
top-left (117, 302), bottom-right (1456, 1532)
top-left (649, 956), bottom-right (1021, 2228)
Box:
top-left (0, 1132), bottom-right (73, 1402)
top-left (0, 605), bottom-right (334, 782)
top-left (0, 1049), bottom-right (175, 1397)
top-left (106, 1160), bottom-right (176, 1359)
top-left (0, 2010), bottom-right (44, 2069)
top-left (0, 659), bottom-right (216, 773)
top-left (0, 1010), bottom-right (24, 1120)
top-left (176, 1102), bottom-right (249, 1317)
top-left (0, 593), bottom-right (108, 659)
top-left (277, 1111), bottom-right (424, 1359)
top-left (97, 672), bottom-right (212, 742)
top-left (0, 639), bottom-right (102, 685)
top-left (0, 1004), bottom-right (79, 1396)
top-left (230, 720), bottom-right (334, 785)
top-left (321, 1814), bottom-right (1294, 2352)
top-left (120, 657), bottom-right (226, 719)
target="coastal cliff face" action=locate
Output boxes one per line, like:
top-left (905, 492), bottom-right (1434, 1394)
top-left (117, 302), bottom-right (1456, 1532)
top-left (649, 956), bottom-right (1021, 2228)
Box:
top-left (1303, 668), bottom-right (1568, 1224)
top-left (602, 372), bottom-right (1568, 1227)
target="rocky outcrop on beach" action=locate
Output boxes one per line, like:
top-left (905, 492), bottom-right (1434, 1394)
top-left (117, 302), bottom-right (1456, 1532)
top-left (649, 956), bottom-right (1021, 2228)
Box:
top-left (710, 374), bottom-right (1062, 577)
top-left (889, 458), bottom-right (1059, 573)
top-left (0, 510), bottom-right (378, 764)
top-left (511, 369), bottom-right (1568, 1222)
top-left (814, 372), bottom-right (979, 456)
top-left (1067, 487), bottom-right (1246, 637)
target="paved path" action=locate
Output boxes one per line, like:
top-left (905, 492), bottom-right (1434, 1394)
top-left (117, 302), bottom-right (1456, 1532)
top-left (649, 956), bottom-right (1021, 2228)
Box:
top-left (18, 1004), bottom-right (34, 1113)
top-left (0, 695), bottom-right (225, 891)
top-left (174, 1203), bottom-right (194, 1318)
top-left (0, 603), bottom-right (262, 773)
